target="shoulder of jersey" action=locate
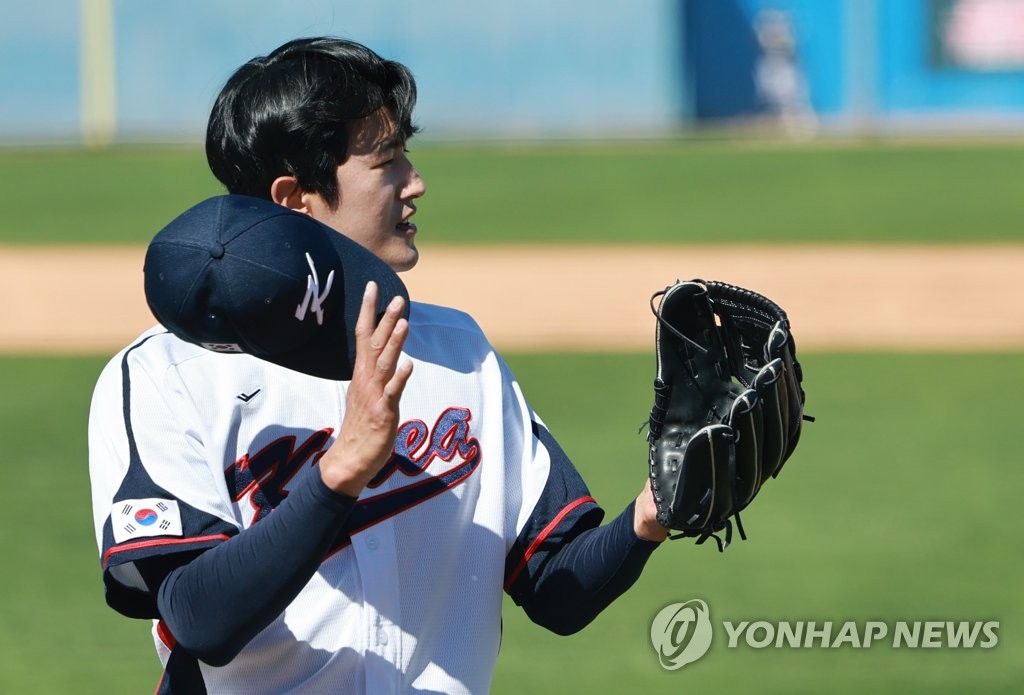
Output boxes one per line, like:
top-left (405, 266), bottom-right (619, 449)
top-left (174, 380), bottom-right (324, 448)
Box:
top-left (113, 324), bottom-right (245, 370)
top-left (113, 308), bottom-right (494, 376)
top-left (408, 300), bottom-right (485, 336)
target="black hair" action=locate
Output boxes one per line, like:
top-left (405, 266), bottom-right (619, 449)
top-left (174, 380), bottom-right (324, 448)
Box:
top-left (206, 37), bottom-right (419, 204)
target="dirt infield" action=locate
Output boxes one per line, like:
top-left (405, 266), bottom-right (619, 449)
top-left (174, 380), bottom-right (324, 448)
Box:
top-left (2, 243), bottom-right (1023, 354)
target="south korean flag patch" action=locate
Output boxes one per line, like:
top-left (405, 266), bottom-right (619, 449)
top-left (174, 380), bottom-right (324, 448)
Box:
top-left (111, 498), bottom-right (183, 543)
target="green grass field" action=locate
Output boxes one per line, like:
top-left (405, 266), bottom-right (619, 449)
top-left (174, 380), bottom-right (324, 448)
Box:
top-left (1, 141), bottom-right (1021, 693)
top-left (3, 140), bottom-right (1024, 244)
top-left (0, 353), bottom-right (1020, 693)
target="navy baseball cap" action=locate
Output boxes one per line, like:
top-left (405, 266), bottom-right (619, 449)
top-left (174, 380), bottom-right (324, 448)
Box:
top-left (144, 194), bottom-right (409, 380)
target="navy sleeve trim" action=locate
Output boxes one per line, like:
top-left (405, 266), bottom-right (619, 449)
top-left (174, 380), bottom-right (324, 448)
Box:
top-left (504, 495), bottom-right (595, 591)
top-left (513, 500), bottom-right (661, 635)
top-left (120, 332), bottom-right (164, 468)
top-left (103, 330), bottom-right (238, 572)
top-left (504, 420), bottom-right (605, 598)
top-left (103, 533), bottom-right (233, 569)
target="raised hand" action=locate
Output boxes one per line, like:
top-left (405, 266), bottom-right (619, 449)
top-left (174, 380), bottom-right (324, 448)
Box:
top-left (318, 281), bottom-right (414, 497)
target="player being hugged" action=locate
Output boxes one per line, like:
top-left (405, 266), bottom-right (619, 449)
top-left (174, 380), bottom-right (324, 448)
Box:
top-left (88, 37), bottom-right (679, 695)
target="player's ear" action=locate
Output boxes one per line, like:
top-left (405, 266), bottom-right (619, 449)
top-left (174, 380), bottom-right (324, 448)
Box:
top-left (269, 176), bottom-right (309, 214)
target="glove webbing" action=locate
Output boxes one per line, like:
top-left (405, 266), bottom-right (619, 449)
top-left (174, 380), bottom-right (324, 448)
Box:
top-left (669, 514), bottom-right (748, 552)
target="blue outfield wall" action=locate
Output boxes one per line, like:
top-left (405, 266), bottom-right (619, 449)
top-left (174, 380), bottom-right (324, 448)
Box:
top-left (0, 0), bottom-right (683, 142)
top-left (878, 0), bottom-right (1024, 114)
top-left (0, 0), bottom-right (81, 137)
top-left (686, 0), bottom-right (1024, 126)
top-left (683, 0), bottom-right (846, 119)
top-left (2, 0), bottom-right (1024, 143)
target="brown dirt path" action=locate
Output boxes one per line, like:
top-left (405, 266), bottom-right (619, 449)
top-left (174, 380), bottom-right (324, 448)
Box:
top-left (2, 243), bottom-right (1023, 354)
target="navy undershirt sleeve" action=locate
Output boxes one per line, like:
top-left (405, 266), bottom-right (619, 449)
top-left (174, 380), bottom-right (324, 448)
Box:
top-left (135, 467), bottom-right (355, 667)
top-left (519, 500), bottom-right (661, 635)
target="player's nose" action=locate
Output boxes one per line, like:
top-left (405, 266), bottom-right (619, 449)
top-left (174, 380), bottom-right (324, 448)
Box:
top-left (404, 165), bottom-right (426, 200)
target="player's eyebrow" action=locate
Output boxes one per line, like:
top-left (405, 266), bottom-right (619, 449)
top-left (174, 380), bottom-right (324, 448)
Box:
top-left (376, 130), bottom-right (405, 153)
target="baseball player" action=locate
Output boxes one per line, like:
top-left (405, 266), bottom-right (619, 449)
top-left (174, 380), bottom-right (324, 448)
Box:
top-left (88, 37), bottom-right (668, 694)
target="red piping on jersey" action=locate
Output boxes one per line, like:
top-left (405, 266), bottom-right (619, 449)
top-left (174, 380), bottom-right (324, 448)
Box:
top-left (103, 533), bottom-right (231, 567)
top-left (503, 495), bottom-right (596, 592)
top-left (156, 619), bottom-right (177, 650)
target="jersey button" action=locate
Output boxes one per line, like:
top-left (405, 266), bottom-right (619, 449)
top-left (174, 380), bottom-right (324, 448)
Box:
top-left (376, 629), bottom-right (389, 646)
top-left (366, 536), bottom-right (379, 550)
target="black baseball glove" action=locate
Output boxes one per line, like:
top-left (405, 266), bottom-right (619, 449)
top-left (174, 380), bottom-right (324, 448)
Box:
top-left (646, 279), bottom-right (810, 550)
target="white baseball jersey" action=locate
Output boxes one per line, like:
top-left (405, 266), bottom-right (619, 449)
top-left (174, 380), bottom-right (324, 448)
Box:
top-left (89, 301), bottom-right (601, 694)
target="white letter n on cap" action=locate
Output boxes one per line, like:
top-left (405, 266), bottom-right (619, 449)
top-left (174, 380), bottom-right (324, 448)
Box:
top-left (296, 253), bottom-right (335, 326)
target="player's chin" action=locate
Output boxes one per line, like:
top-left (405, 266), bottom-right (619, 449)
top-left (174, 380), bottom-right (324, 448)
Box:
top-left (389, 237), bottom-right (419, 273)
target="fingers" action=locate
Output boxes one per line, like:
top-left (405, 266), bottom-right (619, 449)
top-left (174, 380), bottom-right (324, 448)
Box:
top-left (383, 358), bottom-right (414, 403)
top-left (355, 281), bottom-right (410, 380)
top-left (373, 298), bottom-right (407, 365)
top-left (321, 282), bottom-right (413, 498)
top-left (377, 318), bottom-right (407, 375)
top-left (355, 280), bottom-right (379, 342)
